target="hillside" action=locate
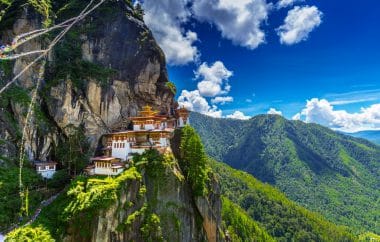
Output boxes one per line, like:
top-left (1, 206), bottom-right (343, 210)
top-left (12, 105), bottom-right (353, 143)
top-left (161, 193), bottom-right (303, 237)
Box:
top-left (4, 127), bottom-right (223, 241)
top-left (211, 159), bottom-right (356, 241)
top-left (190, 112), bottom-right (380, 234)
top-left (349, 131), bottom-right (380, 145)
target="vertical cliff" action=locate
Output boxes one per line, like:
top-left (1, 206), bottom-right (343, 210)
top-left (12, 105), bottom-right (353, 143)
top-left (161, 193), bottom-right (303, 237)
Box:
top-left (0, 0), bottom-right (175, 162)
top-left (19, 154), bottom-right (223, 242)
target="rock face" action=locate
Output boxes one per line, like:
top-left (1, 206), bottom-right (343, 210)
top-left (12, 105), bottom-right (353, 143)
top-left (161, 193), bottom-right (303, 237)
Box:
top-left (63, 162), bottom-right (223, 242)
top-left (0, 1), bottom-right (174, 162)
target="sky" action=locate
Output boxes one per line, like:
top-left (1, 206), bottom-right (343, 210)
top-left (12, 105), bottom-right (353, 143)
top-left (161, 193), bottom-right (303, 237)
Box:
top-left (140, 0), bottom-right (380, 133)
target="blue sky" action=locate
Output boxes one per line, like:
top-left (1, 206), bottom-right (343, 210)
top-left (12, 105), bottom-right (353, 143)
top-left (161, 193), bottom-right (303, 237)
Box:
top-left (141, 0), bottom-right (380, 132)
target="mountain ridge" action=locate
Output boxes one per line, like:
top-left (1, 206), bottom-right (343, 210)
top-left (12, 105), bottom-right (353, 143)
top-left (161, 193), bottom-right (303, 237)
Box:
top-left (190, 112), bottom-right (380, 234)
top-left (347, 130), bottom-right (380, 144)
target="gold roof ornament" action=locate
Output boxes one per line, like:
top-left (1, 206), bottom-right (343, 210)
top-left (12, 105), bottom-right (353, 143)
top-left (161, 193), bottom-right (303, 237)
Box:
top-left (138, 105), bottom-right (158, 117)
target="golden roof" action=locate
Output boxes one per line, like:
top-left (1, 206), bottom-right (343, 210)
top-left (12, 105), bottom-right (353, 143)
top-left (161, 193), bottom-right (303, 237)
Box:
top-left (138, 105), bottom-right (158, 117)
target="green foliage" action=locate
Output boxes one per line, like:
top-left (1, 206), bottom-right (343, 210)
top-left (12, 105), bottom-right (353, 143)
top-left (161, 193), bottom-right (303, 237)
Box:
top-left (0, 85), bottom-right (31, 107)
top-left (165, 81), bottom-right (176, 94)
top-left (0, 59), bottom-right (13, 78)
top-left (55, 124), bottom-right (91, 176)
top-left (134, 149), bottom-right (182, 182)
top-left (133, 2), bottom-right (144, 20)
top-left (141, 213), bottom-right (164, 242)
top-left (211, 159), bottom-right (357, 242)
top-left (0, 166), bottom-right (47, 231)
top-left (222, 196), bottom-right (275, 242)
top-left (191, 112), bottom-right (380, 234)
top-left (359, 232), bottom-right (380, 242)
top-left (134, 149), bottom-right (166, 179)
top-left (5, 225), bottom-right (54, 242)
top-left (179, 125), bottom-right (210, 196)
top-left (47, 29), bottom-right (115, 90)
top-left (63, 167), bottom-right (141, 220)
top-left (123, 204), bottom-right (146, 229)
top-left (30, 167), bottom-right (142, 239)
top-left (0, 0), bottom-right (52, 27)
top-left (47, 169), bottom-right (70, 189)
top-left (27, 0), bottom-right (52, 27)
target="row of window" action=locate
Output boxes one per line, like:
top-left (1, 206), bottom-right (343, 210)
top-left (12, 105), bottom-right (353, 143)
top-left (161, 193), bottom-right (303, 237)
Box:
top-left (114, 142), bottom-right (125, 148)
top-left (38, 165), bottom-right (55, 171)
top-left (95, 162), bottom-right (111, 168)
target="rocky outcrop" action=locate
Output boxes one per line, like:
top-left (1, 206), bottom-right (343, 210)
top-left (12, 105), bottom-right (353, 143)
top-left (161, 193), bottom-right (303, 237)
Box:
top-left (63, 160), bottom-right (223, 242)
top-left (0, 1), bottom-right (174, 162)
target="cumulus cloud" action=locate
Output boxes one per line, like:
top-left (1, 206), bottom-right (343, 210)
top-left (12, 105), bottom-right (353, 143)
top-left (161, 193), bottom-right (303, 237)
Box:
top-left (292, 113), bottom-right (301, 120)
top-left (192, 0), bottom-right (271, 49)
top-left (267, 108), bottom-right (283, 115)
top-left (276, 0), bottom-right (304, 9)
top-left (142, 0), bottom-right (199, 65)
top-left (277, 6), bottom-right (322, 45)
top-left (211, 96), bottom-right (234, 105)
top-left (178, 90), bottom-right (223, 118)
top-left (195, 61), bottom-right (233, 97)
top-left (294, 98), bottom-right (380, 132)
top-left (226, 111), bottom-right (251, 120)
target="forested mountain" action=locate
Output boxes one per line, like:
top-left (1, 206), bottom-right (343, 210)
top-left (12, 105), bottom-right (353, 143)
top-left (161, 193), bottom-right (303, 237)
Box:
top-left (191, 112), bottom-right (380, 234)
top-left (212, 159), bottom-right (356, 241)
top-left (349, 131), bottom-right (380, 144)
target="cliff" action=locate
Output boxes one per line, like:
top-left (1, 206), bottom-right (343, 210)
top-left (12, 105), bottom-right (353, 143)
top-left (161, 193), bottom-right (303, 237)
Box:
top-left (1, 2), bottom-right (223, 241)
top-left (0, 0), bottom-right (175, 162)
top-left (5, 152), bottom-right (223, 242)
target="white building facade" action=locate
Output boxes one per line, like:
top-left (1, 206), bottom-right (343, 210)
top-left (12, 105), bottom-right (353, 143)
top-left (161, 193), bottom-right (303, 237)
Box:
top-left (35, 162), bottom-right (57, 179)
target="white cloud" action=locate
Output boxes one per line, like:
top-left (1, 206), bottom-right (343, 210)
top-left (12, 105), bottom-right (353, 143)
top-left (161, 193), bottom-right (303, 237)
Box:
top-left (246, 98), bottom-right (253, 103)
top-left (294, 98), bottom-right (380, 132)
top-left (142, 0), bottom-right (199, 65)
top-left (276, 0), bottom-right (304, 9)
top-left (211, 96), bottom-right (234, 105)
top-left (178, 90), bottom-right (222, 118)
top-left (326, 89), bottom-right (380, 106)
top-left (195, 61), bottom-right (233, 97)
top-left (267, 108), bottom-right (283, 115)
top-left (277, 6), bottom-right (322, 45)
top-left (192, 0), bottom-right (271, 49)
top-left (292, 113), bottom-right (301, 120)
top-left (226, 111), bottom-right (251, 120)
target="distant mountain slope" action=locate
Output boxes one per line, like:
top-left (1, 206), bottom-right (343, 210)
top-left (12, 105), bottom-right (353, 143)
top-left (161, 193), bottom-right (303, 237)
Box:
top-left (212, 159), bottom-right (355, 241)
top-left (191, 112), bottom-right (380, 234)
top-left (348, 131), bottom-right (380, 144)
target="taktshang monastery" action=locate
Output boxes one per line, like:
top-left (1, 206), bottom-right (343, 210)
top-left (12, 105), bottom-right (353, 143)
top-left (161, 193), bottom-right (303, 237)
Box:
top-left (85, 106), bottom-right (190, 176)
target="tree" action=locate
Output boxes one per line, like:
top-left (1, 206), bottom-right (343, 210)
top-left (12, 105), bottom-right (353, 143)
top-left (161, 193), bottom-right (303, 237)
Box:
top-left (55, 124), bottom-right (90, 176)
top-left (179, 125), bottom-right (209, 196)
top-left (134, 2), bottom-right (144, 20)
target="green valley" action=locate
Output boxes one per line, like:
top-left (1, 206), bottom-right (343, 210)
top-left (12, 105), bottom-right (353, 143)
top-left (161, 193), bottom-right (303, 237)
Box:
top-left (191, 112), bottom-right (380, 234)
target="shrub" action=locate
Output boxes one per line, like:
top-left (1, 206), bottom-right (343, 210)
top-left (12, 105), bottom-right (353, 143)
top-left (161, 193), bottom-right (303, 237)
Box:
top-left (5, 225), bottom-right (54, 242)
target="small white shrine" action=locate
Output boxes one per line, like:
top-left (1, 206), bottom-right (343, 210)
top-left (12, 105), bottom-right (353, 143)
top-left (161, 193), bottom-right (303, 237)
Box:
top-left (35, 161), bottom-right (57, 179)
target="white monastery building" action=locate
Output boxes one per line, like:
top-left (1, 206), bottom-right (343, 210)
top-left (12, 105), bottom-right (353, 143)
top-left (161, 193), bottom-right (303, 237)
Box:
top-left (86, 106), bottom-right (190, 175)
top-left (35, 161), bottom-right (57, 179)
